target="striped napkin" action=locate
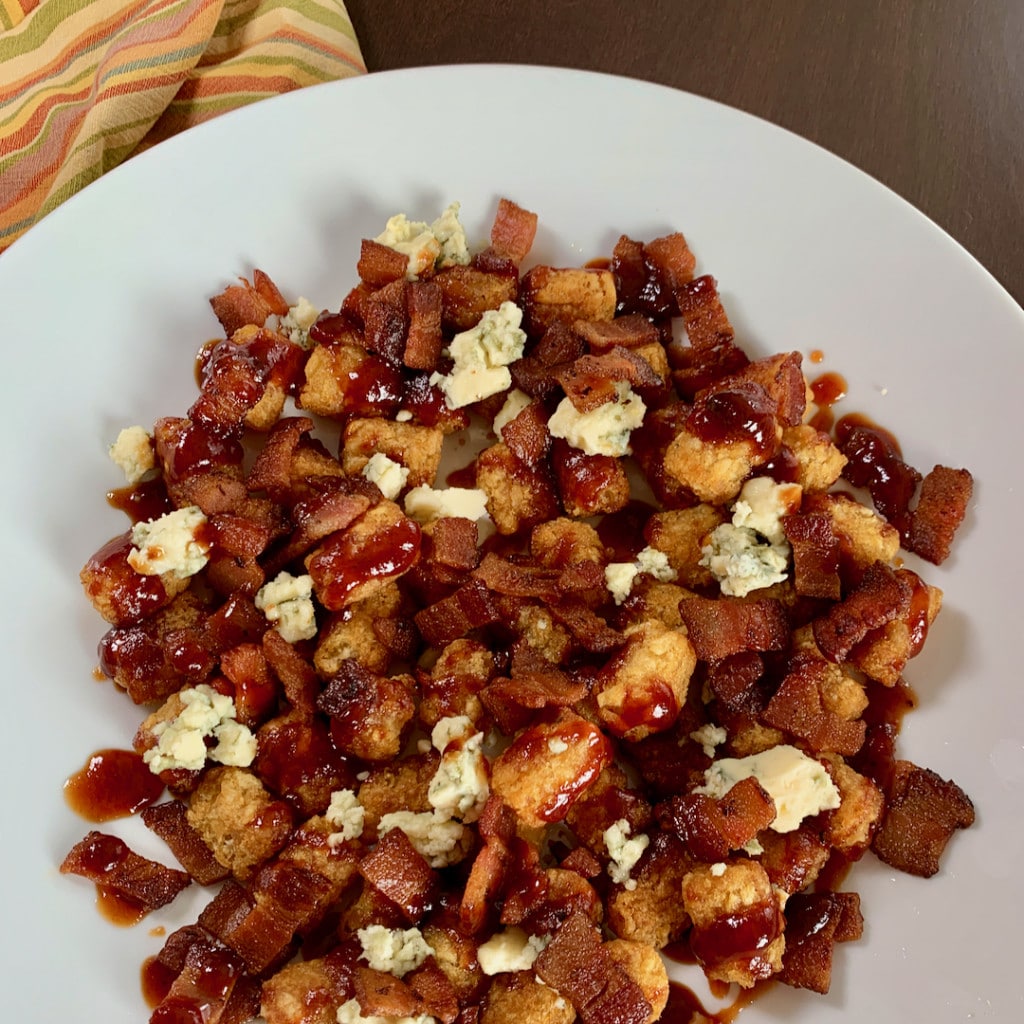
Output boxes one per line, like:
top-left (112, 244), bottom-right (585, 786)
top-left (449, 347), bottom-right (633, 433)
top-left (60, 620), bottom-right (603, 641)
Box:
top-left (0, 0), bottom-right (365, 252)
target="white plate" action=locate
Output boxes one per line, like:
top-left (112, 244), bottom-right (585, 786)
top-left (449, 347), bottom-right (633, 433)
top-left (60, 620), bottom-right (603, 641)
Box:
top-left (0, 65), bottom-right (1020, 1023)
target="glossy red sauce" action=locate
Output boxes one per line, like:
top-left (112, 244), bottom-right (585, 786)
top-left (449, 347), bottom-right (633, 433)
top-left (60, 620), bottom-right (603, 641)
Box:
top-left (64, 748), bottom-right (164, 822)
top-left (141, 956), bottom-right (178, 1009)
top-left (808, 371), bottom-right (847, 431)
top-left (107, 479), bottom-right (174, 524)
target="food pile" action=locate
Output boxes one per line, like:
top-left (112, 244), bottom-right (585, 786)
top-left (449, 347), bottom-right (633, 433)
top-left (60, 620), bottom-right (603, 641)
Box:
top-left (67, 199), bottom-right (976, 1024)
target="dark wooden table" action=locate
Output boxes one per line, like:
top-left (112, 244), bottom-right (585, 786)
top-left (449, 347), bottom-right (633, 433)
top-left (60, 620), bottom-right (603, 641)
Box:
top-left (346, 0), bottom-right (1023, 310)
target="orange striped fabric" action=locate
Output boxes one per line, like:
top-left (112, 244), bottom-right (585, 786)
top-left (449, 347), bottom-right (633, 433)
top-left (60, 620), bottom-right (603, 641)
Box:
top-left (0, 0), bottom-right (365, 252)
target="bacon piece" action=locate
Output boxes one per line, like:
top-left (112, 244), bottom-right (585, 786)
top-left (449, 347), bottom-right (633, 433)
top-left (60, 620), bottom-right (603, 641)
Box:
top-left (609, 234), bottom-right (676, 320)
top-left (407, 959), bottom-right (460, 1024)
top-left (427, 517), bottom-right (480, 572)
top-left (151, 939), bottom-right (245, 1024)
top-left (460, 840), bottom-right (508, 934)
top-left (573, 314), bottom-right (660, 353)
top-left (473, 553), bottom-right (562, 600)
top-left (558, 847), bottom-right (602, 881)
top-left (357, 239), bottom-right (409, 287)
top-left (731, 352), bottom-right (807, 427)
top-left (404, 280), bottom-right (444, 371)
top-left (219, 642), bottom-right (280, 727)
top-left (488, 665), bottom-right (587, 710)
top-left (500, 399), bottom-right (551, 465)
top-left (645, 232), bottom-right (697, 292)
top-left (246, 416), bottom-right (314, 497)
top-left (216, 862), bottom-right (334, 973)
top-left (783, 512), bottom-right (842, 600)
top-left (906, 465), bottom-right (973, 564)
top-left (756, 826), bottom-right (830, 895)
top-left (534, 912), bottom-right (652, 1024)
top-left (60, 831), bottom-right (191, 912)
top-left (360, 828), bottom-right (440, 924)
top-left (414, 579), bottom-right (501, 647)
top-left (779, 891), bottom-right (863, 993)
top-left (706, 652), bottom-right (766, 712)
top-left (671, 276), bottom-right (750, 399)
top-left (141, 801), bottom-right (230, 885)
top-left (872, 760), bottom-right (975, 877)
top-left (838, 421), bottom-right (921, 537)
top-left (658, 776), bottom-right (777, 861)
top-left (677, 597), bottom-right (790, 662)
top-left (762, 654), bottom-right (866, 756)
top-left (265, 484), bottom-right (372, 572)
top-left (210, 273), bottom-right (287, 335)
top-left (812, 561), bottom-right (913, 664)
top-left (262, 628), bottom-right (320, 712)
top-left (555, 348), bottom-right (663, 413)
top-left (361, 280), bottom-right (409, 366)
top-left (489, 197), bottom-right (538, 263)
top-left (549, 598), bottom-right (624, 654)
top-left (510, 321), bottom-right (586, 402)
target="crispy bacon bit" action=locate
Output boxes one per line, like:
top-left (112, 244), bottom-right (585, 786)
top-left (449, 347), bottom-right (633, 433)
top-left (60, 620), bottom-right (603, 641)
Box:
top-left (414, 579), bottom-right (502, 647)
top-left (141, 801), bottom-right (231, 885)
top-left (659, 775), bottom-right (777, 862)
top-left (359, 828), bottom-right (440, 924)
top-left (555, 348), bottom-right (663, 413)
top-left (675, 275), bottom-right (745, 354)
top-left (215, 862), bottom-right (334, 973)
top-left (357, 239), bottom-right (409, 287)
top-left (549, 598), bottom-right (625, 654)
top-left (762, 654), bottom-right (867, 756)
top-left (812, 561), bottom-right (913, 664)
top-left (460, 840), bottom-right (508, 934)
top-left (534, 912), bottom-right (652, 1024)
top-left (150, 939), bottom-right (245, 1024)
top-left (500, 399), bottom-right (551, 465)
top-left (261, 627), bottom-right (320, 712)
top-left (706, 652), bottom-right (766, 712)
top-left (574, 314), bottom-right (660, 353)
top-left (403, 280), bottom-right (444, 371)
top-left (872, 760), bottom-right (975, 877)
top-left (677, 597), bottom-right (790, 662)
top-left (779, 891), bottom-right (863, 993)
top-left (906, 465), bottom-right (973, 564)
top-left (838, 420), bottom-right (922, 537)
top-left (489, 197), bottom-right (539, 264)
top-left (362, 281), bottom-right (409, 366)
top-left (644, 232), bottom-right (698, 292)
top-left (783, 512), bottom-right (842, 600)
top-left (732, 352), bottom-right (808, 427)
top-left (60, 831), bottom-right (191, 912)
top-left (210, 273), bottom-right (287, 336)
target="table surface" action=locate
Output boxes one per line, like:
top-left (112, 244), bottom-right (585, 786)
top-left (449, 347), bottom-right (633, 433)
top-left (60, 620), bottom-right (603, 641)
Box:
top-left (345, 0), bottom-right (1024, 311)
